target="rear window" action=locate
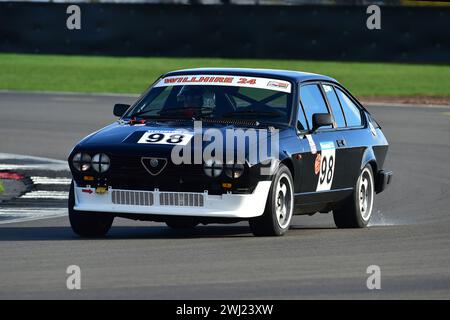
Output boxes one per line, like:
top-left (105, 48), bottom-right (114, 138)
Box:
top-left (335, 88), bottom-right (362, 127)
top-left (322, 84), bottom-right (346, 128)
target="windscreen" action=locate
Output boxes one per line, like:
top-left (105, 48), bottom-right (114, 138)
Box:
top-left (125, 75), bottom-right (293, 124)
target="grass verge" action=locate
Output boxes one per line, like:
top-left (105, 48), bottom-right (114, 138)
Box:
top-left (1, 53), bottom-right (450, 97)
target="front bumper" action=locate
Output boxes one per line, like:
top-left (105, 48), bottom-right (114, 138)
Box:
top-left (73, 181), bottom-right (271, 219)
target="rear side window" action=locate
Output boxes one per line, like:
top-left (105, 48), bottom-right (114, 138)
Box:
top-left (322, 84), bottom-right (346, 128)
top-left (300, 84), bottom-right (332, 129)
top-left (335, 88), bottom-right (362, 127)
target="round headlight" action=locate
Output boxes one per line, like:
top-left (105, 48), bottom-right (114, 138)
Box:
top-left (204, 159), bottom-right (223, 177)
top-left (72, 153), bottom-right (91, 172)
top-left (225, 162), bottom-right (245, 179)
top-left (92, 153), bottom-right (110, 173)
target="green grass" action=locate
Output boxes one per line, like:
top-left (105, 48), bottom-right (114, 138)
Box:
top-left (1, 53), bottom-right (449, 97)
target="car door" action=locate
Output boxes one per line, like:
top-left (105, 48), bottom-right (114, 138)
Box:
top-left (320, 83), bottom-right (356, 189)
top-left (297, 83), bottom-right (347, 195)
top-left (332, 85), bottom-right (368, 186)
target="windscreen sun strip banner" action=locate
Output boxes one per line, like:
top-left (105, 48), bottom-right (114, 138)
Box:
top-left (154, 75), bottom-right (292, 93)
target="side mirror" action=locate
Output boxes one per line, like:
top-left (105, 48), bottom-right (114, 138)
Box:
top-left (113, 104), bottom-right (130, 117)
top-left (312, 113), bottom-right (333, 132)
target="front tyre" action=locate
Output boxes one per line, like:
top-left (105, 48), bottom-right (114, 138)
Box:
top-left (249, 164), bottom-right (294, 236)
top-left (68, 181), bottom-right (114, 237)
top-left (333, 164), bottom-right (374, 228)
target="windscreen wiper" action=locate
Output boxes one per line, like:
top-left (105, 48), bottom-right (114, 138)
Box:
top-left (222, 110), bottom-right (283, 117)
top-left (130, 108), bottom-right (161, 118)
top-left (159, 106), bottom-right (213, 115)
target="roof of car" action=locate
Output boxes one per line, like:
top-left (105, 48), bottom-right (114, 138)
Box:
top-left (163, 68), bottom-right (338, 84)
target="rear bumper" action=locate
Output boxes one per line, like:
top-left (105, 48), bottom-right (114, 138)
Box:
top-left (73, 181), bottom-right (271, 219)
top-left (375, 170), bottom-right (393, 194)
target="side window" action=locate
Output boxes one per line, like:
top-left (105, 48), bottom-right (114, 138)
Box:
top-left (297, 103), bottom-right (308, 131)
top-left (299, 84), bottom-right (332, 129)
top-left (335, 88), bottom-right (362, 127)
top-left (322, 84), bottom-right (346, 128)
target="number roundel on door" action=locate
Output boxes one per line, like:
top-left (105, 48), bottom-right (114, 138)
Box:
top-left (316, 141), bottom-right (336, 191)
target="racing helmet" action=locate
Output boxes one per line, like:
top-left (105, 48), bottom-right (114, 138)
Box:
top-left (177, 86), bottom-right (204, 107)
top-left (177, 86), bottom-right (216, 109)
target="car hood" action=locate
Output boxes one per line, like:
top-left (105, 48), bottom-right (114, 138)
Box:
top-left (71, 120), bottom-right (292, 161)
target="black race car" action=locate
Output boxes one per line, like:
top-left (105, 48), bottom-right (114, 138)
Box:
top-left (68, 68), bottom-right (392, 237)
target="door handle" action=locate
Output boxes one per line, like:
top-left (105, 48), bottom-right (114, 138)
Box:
top-left (336, 139), bottom-right (346, 147)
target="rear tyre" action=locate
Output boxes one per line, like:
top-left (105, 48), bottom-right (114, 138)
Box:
top-left (165, 217), bottom-right (198, 229)
top-left (249, 164), bottom-right (294, 236)
top-left (68, 181), bottom-right (114, 237)
top-left (333, 164), bottom-right (374, 228)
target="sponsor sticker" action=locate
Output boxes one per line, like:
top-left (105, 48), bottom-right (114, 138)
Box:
top-left (154, 75), bottom-right (292, 93)
top-left (267, 81), bottom-right (289, 89)
top-left (314, 153), bottom-right (321, 175)
top-left (306, 134), bottom-right (317, 154)
top-left (320, 141), bottom-right (335, 150)
top-left (323, 85), bottom-right (333, 92)
top-left (95, 187), bottom-right (108, 194)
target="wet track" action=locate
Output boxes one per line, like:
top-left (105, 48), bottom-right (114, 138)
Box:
top-left (0, 91), bottom-right (449, 299)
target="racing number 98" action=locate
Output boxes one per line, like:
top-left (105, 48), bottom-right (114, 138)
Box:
top-left (146, 133), bottom-right (184, 144)
top-left (319, 154), bottom-right (334, 185)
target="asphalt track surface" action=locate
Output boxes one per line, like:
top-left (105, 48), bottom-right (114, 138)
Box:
top-left (0, 91), bottom-right (449, 299)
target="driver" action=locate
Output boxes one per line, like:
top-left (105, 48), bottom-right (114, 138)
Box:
top-left (176, 86), bottom-right (216, 118)
top-left (177, 86), bottom-right (204, 117)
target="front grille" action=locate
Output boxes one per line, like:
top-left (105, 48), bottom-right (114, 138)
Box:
top-left (111, 189), bottom-right (204, 207)
top-left (105, 155), bottom-right (219, 193)
top-left (112, 190), bottom-right (154, 206)
top-left (111, 156), bottom-right (205, 177)
top-left (159, 192), bottom-right (204, 207)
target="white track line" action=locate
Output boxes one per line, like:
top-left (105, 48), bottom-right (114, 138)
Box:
top-left (0, 153), bottom-right (69, 171)
top-left (0, 164), bottom-right (69, 171)
top-left (31, 177), bottom-right (72, 185)
top-left (0, 153), bottom-right (67, 164)
top-left (0, 208), bottom-right (67, 224)
top-left (20, 191), bottom-right (69, 200)
top-left (0, 208), bottom-right (67, 214)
